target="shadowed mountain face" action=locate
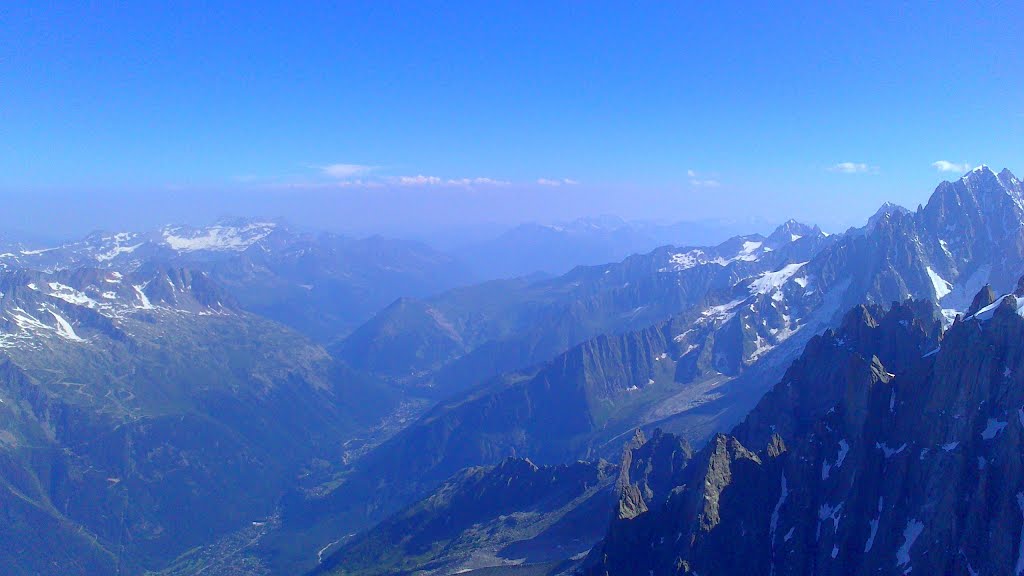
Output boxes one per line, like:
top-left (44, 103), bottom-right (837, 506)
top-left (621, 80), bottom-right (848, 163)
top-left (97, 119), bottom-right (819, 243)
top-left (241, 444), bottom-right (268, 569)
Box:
top-left (314, 458), bottom-right (619, 576)
top-left (584, 282), bottom-right (1024, 575)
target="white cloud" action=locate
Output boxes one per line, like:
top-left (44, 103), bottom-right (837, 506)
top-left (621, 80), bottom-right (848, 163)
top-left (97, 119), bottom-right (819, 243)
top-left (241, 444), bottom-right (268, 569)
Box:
top-left (447, 177), bottom-right (510, 186)
top-left (397, 174), bottom-right (443, 186)
top-left (537, 178), bottom-right (579, 187)
top-left (320, 163), bottom-right (375, 178)
top-left (828, 162), bottom-right (872, 174)
top-left (687, 169), bottom-right (721, 188)
top-left (393, 175), bottom-right (510, 187)
top-left (932, 160), bottom-right (972, 173)
top-left (690, 178), bottom-right (721, 188)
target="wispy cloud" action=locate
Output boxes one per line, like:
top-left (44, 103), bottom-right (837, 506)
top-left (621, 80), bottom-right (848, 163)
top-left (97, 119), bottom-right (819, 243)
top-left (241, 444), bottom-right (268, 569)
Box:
top-left (396, 174), bottom-right (442, 186)
top-left (449, 177), bottom-right (510, 186)
top-left (828, 162), bottom-right (873, 174)
top-left (320, 163), bottom-right (376, 178)
top-left (932, 160), bottom-right (972, 173)
top-left (536, 178), bottom-right (579, 187)
top-left (267, 179), bottom-right (385, 190)
top-left (393, 175), bottom-right (510, 187)
top-left (687, 169), bottom-right (721, 188)
top-left (294, 164), bottom-right (526, 189)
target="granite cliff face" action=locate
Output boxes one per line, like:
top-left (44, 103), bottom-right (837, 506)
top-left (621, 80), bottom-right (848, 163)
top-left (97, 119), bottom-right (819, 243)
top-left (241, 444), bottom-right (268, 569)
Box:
top-left (585, 281), bottom-right (1024, 575)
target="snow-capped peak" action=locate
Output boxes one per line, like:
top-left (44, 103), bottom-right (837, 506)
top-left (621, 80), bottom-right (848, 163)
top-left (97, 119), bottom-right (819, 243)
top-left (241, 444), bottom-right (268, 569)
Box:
top-left (767, 219), bottom-right (821, 246)
top-left (866, 202), bottom-right (910, 232)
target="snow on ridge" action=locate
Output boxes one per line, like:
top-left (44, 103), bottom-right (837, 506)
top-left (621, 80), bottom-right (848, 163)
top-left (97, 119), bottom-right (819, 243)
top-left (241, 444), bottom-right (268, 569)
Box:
top-left (667, 249), bottom-right (705, 271)
top-left (10, 308), bottom-right (50, 332)
top-left (19, 247), bottom-right (57, 256)
top-left (665, 239), bottom-right (767, 272)
top-left (95, 240), bottom-right (144, 262)
top-left (702, 299), bottom-right (745, 322)
top-left (749, 262), bottom-right (808, 295)
top-left (162, 222), bottom-right (277, 252)
top-left (47, 282), bottom-right (96, 308)
top-left (971, 292), bottom-right (1024, 322)
top-left (734, 240), bottom-right (764, 261)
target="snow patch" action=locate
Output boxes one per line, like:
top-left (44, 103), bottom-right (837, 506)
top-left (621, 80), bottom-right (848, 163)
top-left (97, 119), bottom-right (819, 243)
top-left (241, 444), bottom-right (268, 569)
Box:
top-left (982, 418), bottom-right (1008, 440)
top-left (865, 498), bottom-right (883, 553)
top-left (836, 439), bottom-right (850, 468)
top-left (95, 241), bottom-right (143, 262)
top-left (163, 222), bottom-right (275, 252)
top-left (49, 311), bottom-right (84, 341)
top-left (876, 442), bottom-right (907, 457)
top-left (667, 249), bottom-right (705, 271)
top-left (703, 299), bottom-right (746, 322)
top-left (1016, 493), bottom-right (1024, 575)
top-left (896, 519), bottom-right (924, 567)
top-left (770, 472), bottom-right (788, 542)
top-left (47, 282), bottom-right (96, 307)
top-left (133, 285), bottom-right (154, 309)
top-left (748, 262), bottom-right (808, 295)
top-left (926, 267), bottom-right (952, 300)
top-left (821, 439), bottom-right (850, 480)
top-left (817, 502), bottom-right (843, 541)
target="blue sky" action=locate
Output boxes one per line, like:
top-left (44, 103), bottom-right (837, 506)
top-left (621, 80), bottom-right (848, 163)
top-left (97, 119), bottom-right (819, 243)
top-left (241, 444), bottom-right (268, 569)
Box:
top-left (1, 2), bottom-right (1021, 238)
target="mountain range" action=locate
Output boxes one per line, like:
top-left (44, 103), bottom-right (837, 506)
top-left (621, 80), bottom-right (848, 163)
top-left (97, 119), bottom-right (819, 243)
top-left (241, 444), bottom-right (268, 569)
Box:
top-left (0, 221), bottom-right (471, 344)
top-left (301, 166), bottom-right (1024, 574)
top-left (450, 215), bottom-right (777, 279)
top-left (3, 167), bottom-right (1024, 574)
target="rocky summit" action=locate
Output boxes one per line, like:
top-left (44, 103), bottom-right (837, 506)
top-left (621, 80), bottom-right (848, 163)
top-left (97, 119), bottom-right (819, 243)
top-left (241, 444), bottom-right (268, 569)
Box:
top-left (584, 279), bottom-right (1024, 575)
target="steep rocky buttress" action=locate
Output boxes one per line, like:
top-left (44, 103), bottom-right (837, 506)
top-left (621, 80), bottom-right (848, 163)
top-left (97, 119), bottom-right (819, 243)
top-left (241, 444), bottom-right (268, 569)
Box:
top-left (583, 283), bottom-right (1024, 574)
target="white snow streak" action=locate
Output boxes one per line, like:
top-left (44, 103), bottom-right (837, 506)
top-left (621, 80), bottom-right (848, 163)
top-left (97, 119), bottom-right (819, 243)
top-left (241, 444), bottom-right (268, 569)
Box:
top-left (926, 267), bottom-right (952, 300)
top-left (896, 519), bottom-right (924, 567)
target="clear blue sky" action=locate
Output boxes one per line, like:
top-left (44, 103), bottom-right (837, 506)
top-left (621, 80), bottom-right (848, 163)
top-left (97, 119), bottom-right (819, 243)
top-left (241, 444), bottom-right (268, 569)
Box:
top-left (1, 2), bottom-right (1021, 238)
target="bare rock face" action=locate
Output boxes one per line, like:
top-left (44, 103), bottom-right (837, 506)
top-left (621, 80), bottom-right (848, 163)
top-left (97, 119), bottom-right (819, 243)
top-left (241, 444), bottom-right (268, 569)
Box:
top-left (583, 281), bottom-right (1024, 574)
top-left (616, 428), bottom-right (693, 521)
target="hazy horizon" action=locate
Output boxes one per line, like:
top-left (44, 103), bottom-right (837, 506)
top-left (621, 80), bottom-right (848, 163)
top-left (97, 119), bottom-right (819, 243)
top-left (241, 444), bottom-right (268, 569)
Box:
top-left (3, 4), bottom-right (1021, 241)
top-left (0, 168), bottom-right (1010, 247)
